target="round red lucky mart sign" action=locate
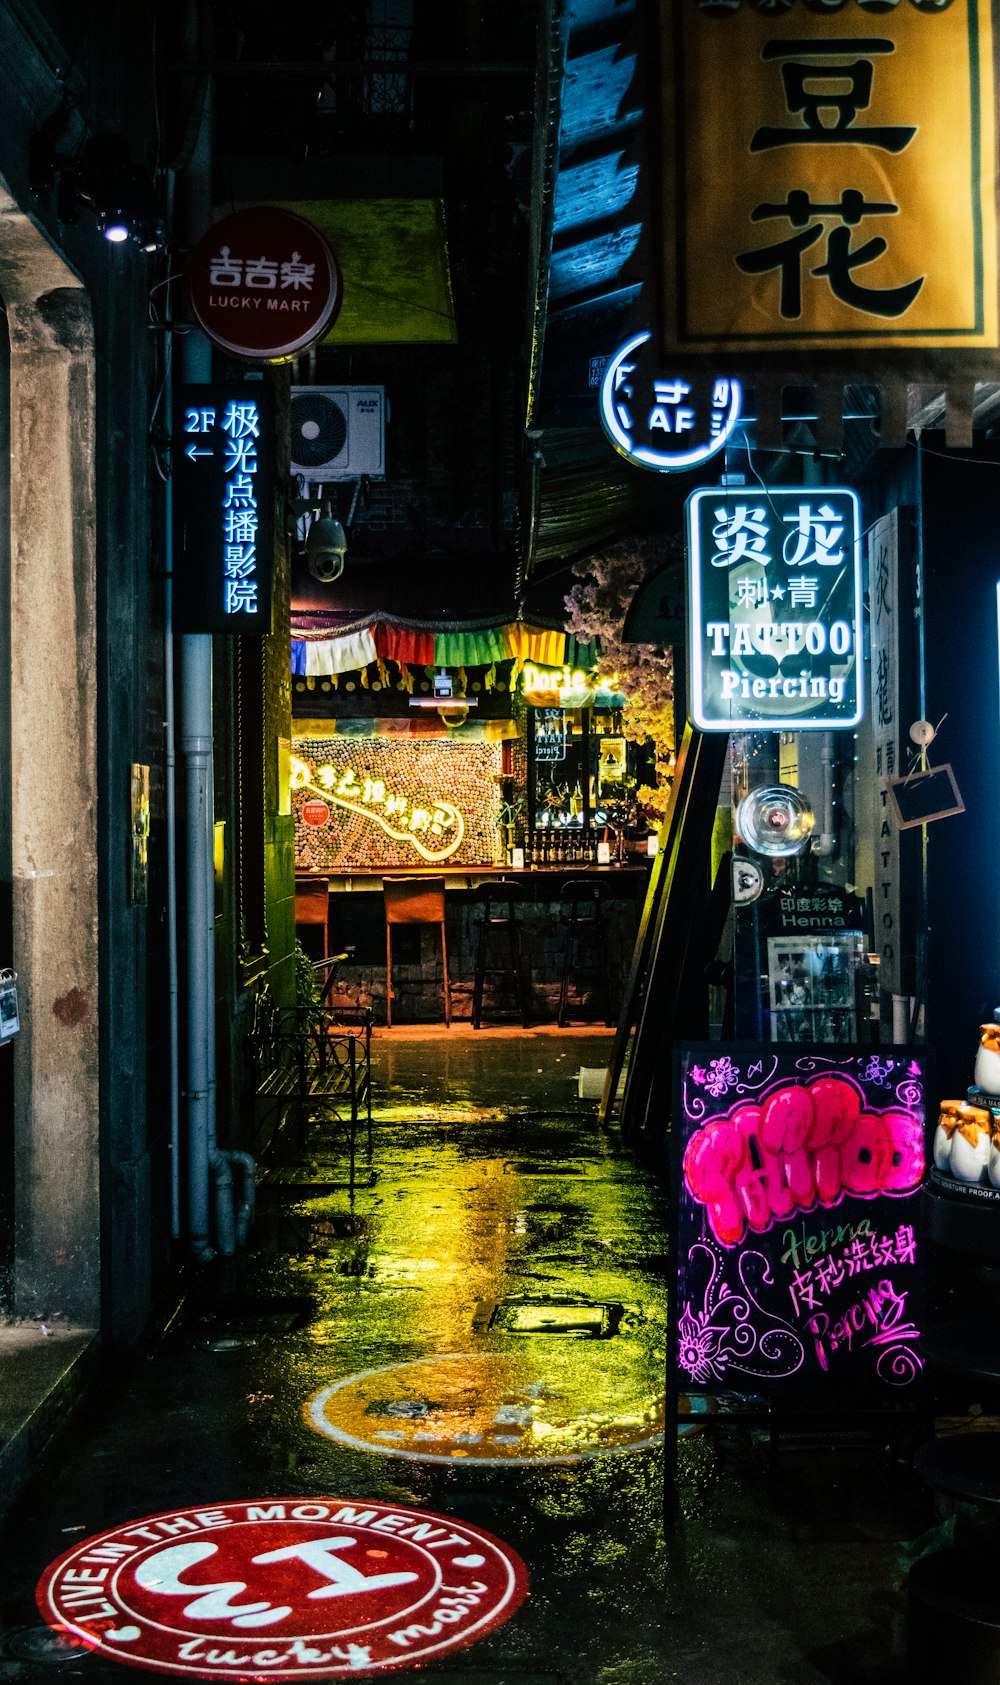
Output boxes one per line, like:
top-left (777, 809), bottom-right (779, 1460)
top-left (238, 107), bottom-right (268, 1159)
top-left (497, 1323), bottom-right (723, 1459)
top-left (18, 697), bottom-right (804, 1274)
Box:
top-left (187, 208), bottom-right (342, 362)
top-left (36, 1498), bottom-right (528, 1679)
top-left (301, 799), bottom-right (330, 828)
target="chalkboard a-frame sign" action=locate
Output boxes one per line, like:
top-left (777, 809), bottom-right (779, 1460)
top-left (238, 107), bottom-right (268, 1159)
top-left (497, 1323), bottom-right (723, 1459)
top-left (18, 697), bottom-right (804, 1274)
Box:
top-left (669, 1044), bottom-right (928, 1411)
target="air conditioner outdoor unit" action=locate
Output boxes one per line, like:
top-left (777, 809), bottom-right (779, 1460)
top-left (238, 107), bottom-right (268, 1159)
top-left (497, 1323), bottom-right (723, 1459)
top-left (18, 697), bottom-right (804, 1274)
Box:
top-left (290, 385), bottom-right (386, 482)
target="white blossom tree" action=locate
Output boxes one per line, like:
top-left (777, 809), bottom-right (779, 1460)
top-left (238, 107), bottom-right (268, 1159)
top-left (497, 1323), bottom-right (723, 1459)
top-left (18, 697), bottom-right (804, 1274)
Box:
top-left (563, 535), bottom-right (678, 822)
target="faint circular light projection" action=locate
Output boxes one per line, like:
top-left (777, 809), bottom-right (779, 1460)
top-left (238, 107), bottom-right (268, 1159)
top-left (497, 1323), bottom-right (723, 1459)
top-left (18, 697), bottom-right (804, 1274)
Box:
top-left (306, 1351), bottom-right (665, 1466)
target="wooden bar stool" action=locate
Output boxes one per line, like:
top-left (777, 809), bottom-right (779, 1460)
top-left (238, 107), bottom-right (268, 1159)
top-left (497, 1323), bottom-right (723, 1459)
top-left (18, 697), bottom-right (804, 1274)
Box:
top-left (383, 876), bottom-right (451, 1027)
top-left (471, 881), bottom-right (530, 1029)
top-left (294, 877), bottom-right (330, 961)
top-left (557, 877), bottom-right (614, 1027)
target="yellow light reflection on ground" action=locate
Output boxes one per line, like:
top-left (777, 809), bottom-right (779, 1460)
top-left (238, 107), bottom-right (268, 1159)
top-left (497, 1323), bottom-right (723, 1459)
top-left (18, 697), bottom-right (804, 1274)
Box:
top-left (299, 1123), bottom-right (666, 1465)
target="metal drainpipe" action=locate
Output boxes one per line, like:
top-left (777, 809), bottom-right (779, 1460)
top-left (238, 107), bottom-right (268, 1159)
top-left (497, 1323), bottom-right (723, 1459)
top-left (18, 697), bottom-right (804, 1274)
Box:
top-left (229, 1150), bottom-right (256, 1247)
top-left (176, 13), bottom-right (250, 1261)
top-left (812, 730), bottom-right (837, 858)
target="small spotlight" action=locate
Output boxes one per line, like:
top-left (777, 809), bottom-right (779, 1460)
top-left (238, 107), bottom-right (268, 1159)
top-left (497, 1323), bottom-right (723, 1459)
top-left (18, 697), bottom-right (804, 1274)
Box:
top-left (33, 132), bottom-right (166, 255)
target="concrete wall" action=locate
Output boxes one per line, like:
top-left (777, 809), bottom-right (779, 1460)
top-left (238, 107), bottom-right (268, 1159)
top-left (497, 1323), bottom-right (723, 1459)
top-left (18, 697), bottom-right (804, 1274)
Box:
top-left (0, 2), bottom-right (168, 1343)
top-left (7, 266), bottom-right (98, 1321)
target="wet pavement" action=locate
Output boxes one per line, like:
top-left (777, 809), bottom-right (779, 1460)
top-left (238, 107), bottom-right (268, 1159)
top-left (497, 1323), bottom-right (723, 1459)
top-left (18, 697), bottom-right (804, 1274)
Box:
top-left (0, 1029), bottom-right (931, 1682)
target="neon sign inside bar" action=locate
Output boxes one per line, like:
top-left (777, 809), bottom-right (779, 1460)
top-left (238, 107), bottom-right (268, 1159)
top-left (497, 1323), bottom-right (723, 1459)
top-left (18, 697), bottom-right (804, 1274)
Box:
top-left (290, 755), bottom-right (465, 862)
top-left (521, 663), bottom-right (619, 702)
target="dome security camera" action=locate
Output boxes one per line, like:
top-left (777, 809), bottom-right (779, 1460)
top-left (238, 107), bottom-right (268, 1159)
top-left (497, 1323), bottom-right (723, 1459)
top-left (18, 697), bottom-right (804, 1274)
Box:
top-left (305, 513), bottom-right (347, 583)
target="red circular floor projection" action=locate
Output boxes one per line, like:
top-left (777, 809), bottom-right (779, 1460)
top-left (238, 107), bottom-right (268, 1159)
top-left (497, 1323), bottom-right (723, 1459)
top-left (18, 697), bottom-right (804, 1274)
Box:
top-left (37, 1498), bottom-right (529, 1678)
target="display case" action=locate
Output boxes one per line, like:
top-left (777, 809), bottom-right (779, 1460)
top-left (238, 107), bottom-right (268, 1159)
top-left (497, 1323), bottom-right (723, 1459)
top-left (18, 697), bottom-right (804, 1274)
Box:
top-left (766, 930), bottom-right (866, 1043)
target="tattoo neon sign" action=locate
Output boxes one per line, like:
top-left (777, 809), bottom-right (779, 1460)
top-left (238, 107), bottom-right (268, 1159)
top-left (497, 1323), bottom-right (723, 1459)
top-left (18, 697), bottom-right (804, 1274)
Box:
top-left (290, 755), bottom-right (465, 862)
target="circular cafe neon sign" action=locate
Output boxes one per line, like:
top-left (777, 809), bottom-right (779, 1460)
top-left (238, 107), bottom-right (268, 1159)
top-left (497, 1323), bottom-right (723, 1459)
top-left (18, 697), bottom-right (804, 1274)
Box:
top-left (599, 331), bottom-right (742, 472)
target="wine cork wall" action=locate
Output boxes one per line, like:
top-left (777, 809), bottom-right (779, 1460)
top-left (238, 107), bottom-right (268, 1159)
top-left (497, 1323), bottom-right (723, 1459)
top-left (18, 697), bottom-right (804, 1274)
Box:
top-left (292, 736), bottom-right (504, 870)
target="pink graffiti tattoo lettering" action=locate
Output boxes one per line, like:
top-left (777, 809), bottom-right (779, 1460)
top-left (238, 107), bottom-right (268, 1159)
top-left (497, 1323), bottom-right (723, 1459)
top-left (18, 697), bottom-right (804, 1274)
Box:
top-left (682, 1076), bottom-right (924, 1247)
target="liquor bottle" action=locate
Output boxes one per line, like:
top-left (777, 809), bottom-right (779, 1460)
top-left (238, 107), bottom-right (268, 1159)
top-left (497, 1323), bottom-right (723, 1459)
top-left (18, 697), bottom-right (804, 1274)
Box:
top-left (525, 832), bottom-right (535, 868)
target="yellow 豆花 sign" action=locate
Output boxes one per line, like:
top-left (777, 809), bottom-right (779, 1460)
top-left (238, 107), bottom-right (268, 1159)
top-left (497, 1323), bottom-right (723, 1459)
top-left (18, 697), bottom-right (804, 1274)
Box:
top-left (666, 1), bottom-right (997, 350)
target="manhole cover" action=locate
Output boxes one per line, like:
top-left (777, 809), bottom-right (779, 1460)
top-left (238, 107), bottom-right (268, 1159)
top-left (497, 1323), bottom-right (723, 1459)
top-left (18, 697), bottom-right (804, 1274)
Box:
top-left (306, 1352), bottom-right (664, 1465)
top-left (414, 1674), bottom-right (562, 1684)
top-left (506, 1162), bottom-right (588, 1178)
top-left (192, 1296), bottom-right (314, 1342)
top-left (475, 1297), bottom-right (624, 1339)
top-left (259, 1169), bottom-right (347, 1188)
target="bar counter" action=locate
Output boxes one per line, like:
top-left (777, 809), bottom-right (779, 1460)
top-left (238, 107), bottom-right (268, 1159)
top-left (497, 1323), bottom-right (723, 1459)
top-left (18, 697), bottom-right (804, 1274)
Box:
top-left (295, 864), bottom-right (650, 1024)
top-left (298, 863), bottom-right (652, 893)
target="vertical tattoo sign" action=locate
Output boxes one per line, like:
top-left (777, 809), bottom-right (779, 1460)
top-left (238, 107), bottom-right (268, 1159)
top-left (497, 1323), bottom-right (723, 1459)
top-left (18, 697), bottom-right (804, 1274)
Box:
top-left (672, 1045), bottom-right (927, 1400)
top-left (867, 508), bottom-right (916, 999)
top-left (173, 385), bottom-right (275, 636)
top-left (665, 3), bottom-right (997, 349)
